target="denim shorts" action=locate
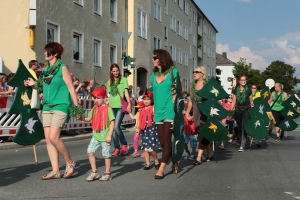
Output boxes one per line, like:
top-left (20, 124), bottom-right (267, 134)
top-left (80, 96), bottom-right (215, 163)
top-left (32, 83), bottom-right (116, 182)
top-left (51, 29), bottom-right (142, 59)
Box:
top-left (87, 137), bottom-right (111, 158)
top-left (184, 133), bottom-right (198, 149)
top-left (155, 118), bottom-right (173, 125)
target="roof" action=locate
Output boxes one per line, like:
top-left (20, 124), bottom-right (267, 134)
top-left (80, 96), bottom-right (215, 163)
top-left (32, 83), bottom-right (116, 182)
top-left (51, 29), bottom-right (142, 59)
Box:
top-left (216, 53), bottom-right (234, 65)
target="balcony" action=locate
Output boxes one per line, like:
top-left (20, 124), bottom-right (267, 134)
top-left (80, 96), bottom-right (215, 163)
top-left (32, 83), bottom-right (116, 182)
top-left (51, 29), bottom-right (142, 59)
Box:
top-left (198, 49), bottom-right (202, 58)
top-left (198, 26), bottom-right (202, 37)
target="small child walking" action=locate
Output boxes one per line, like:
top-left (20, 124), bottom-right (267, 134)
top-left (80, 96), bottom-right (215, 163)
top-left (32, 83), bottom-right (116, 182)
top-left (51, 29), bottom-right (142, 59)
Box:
top-left (128, 101), bottom-right (145, 158)
top-left (139, 91), bottom-right (160, 170)
top-left (79, 88), bottom-right (115, 181)
top-left (183, 100), bottom-right (197, 160)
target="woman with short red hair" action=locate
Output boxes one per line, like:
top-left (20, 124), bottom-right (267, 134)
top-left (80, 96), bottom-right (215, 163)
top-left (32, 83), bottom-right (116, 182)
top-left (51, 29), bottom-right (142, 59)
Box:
top-left (25, 42), bottom-right (80, 179)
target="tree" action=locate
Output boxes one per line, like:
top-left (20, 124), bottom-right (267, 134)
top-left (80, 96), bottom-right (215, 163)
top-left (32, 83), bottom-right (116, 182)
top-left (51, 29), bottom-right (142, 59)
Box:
top-left (260, 60), bottom-right (300, 94)
top-left (232, 58), bottom-right (264, 89)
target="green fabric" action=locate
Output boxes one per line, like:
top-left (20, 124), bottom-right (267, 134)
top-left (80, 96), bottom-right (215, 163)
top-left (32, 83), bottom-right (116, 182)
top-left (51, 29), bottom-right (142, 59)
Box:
top-left (107, 77), bottom-right (129, 108)
top-left (280, 108), bottom-right (300, 119)
top-left (42, 61), bottom-right (71, 114)
top-left (197, 99), bottom-right (228, 119)
top-left (7, 59), bottom-right (44, 145)
top-left (271, 92), bottom-right (285, 111)
top-left (198, 117), bottom-right (229, 141)
top-left (196, 77), bottom-right (228, 101)
top-left (150, 68), bottom-right (178, 121)
top-left (281, 94), bottom-right (300, 109)
top-left (244, 117), bottom-right (268, 139)
top-left (278, 118), bottom-right (298, 131)
top-left (88, 107), bottom-right (115, 142)
top-left (260, 87), bottom-right (270, 100)
top-left (248, 98), bottom-right (270, 126)
top-left (232, 87), bottom-right (252, 106)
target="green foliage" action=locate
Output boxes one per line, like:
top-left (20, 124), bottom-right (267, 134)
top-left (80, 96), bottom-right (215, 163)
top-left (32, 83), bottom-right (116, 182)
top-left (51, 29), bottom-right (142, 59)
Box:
top-left (260, 61), bottom-right (300, 93)
top-left (69, 105), bottom-right (85, 118)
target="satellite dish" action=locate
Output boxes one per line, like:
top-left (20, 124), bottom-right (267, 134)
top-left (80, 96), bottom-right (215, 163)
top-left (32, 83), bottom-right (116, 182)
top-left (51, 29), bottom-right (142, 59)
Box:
top-left (265, 79), bottom-right (275, 89)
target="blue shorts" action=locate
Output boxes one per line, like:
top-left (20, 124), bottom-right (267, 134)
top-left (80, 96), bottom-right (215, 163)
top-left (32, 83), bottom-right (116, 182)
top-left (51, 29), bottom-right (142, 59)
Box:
top-left (184, 133), bottom-right (198, 149)
top-left (87, 137), bottom-right (111, 158)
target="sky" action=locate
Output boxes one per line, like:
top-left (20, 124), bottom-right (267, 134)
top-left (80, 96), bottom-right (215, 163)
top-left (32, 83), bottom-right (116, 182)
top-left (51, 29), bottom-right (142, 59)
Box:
top-left (195, 0), bottom-right (300, 87)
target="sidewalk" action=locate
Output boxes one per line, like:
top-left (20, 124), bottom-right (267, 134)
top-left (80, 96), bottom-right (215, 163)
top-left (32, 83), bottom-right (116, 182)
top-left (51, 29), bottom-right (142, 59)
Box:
top-left (0, 127), bottom-right (134, 151)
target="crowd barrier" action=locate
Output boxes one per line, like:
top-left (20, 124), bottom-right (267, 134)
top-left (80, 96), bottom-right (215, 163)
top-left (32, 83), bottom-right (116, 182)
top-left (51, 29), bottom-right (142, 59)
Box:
top-left (0, 95), bottom-right (135, 137)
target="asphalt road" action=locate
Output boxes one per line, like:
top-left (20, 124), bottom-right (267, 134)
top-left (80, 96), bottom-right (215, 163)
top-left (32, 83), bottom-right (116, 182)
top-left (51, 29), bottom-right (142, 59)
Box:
top-left (1, 120), bottom-right (300, 200)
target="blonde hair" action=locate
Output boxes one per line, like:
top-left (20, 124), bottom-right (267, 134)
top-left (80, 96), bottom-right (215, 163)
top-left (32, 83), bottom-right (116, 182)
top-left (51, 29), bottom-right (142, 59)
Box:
top-left (194, 66), bottom-right (207, 79)
top-left (275, 82), bottom-right (283, 89)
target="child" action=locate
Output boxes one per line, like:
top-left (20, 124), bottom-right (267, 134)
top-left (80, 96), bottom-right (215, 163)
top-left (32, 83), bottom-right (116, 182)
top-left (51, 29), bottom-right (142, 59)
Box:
top-left (139, 91), bottom-right (160, 170)
top-left (128, 101), bottom-right (145, 158)
top-left (80, 88), bottom-right (115, 181)
top-left (183, 100), bottom-right (197, 160)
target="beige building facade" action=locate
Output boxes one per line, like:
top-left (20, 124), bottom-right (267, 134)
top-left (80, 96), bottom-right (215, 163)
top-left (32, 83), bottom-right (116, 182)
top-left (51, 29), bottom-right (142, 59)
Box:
top-left (0, 0), bottom-right (217, 92)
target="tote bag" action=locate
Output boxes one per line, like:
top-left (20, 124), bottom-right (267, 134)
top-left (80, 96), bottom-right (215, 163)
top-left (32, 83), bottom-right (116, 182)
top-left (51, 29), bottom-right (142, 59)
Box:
top-left (30, 88), bottom-right (41, 109)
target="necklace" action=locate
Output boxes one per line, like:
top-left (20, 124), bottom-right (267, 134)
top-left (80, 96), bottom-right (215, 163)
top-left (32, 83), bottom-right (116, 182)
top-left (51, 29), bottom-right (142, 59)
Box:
top-left (154, 66), bottom-right (175, 76)
top-left (236, 85), bottom-right (248, 104)
top-left (42, 59), bottom-right (62, 84)
top-left (192, 79), bottom-right (207, 103)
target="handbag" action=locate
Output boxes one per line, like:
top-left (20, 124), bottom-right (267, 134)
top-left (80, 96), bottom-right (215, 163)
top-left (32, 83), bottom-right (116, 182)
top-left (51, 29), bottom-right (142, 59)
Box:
top-left (170, 68), bottom-right (177, 103)
top-left (30, 88), bottom-right (41, 109)
top-left (118, 92), bottom-right (129, 114)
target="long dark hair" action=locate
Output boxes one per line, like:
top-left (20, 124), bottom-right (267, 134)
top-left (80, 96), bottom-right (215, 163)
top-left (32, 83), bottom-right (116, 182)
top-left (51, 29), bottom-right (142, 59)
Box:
top-left (109, 63), bottom-right (122, 86)
top-left (153, 49), bottom-right (175, 73)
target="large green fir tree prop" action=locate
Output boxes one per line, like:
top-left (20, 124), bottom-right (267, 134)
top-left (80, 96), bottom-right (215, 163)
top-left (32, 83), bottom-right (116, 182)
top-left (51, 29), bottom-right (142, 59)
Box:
top-left (197, 77), bottom-right (229, 141)
top-left (7, 59), bottom-right (44, 145)
top-left (278, 95), bottom-right (300, 131)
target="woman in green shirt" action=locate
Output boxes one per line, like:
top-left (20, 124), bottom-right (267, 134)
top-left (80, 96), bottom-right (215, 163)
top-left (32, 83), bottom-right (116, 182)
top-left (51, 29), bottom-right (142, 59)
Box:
top-left (25, 42), bottom-right (80, 180)
top-left (150, 49), bottom-right (180, 179)
top-left (269, 83), bottom-right (288, 141)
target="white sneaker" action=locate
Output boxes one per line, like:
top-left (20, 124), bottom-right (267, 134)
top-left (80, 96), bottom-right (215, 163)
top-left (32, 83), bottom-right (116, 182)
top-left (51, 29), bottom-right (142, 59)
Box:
top-left (238, 147), bottom-right (245, 152)
top-left (86, 171), bottom-right (100, 181)
top-left (189, 154), bottom-right (196, 160)
top-left (184, 152), bottom-right (190, 159)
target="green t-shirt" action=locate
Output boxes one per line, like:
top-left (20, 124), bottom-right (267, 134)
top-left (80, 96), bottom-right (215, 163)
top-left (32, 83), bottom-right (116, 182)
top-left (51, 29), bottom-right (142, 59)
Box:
top-left (42, 63), bottom-right (72, 114)
top-left (88, 106), bottom-right (115, 142)
top-left (272, 92), bottom-right (285, 111)
top-left (150, 68), bottom-right (178, 121)
top-left (107, 77), bottom-right (129, 108)
top-left (232, 87), bottom-right (252, 106)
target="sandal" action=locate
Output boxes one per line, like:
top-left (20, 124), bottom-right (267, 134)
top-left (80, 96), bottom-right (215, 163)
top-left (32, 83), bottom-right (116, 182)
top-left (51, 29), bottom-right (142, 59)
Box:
top-left (63, 160), bottom-right (76, 179)
top-left (171, 161), bottom-right (180, 174)
top-left (42, 171), bottom-right (62, 180)
top-left (154, 159), bottom-right (160, 170)
top-left (205, 155), bottom-right (215, 162)
top-left (193, 156), bottom-right (202, 166)
top-left (143, 163), bottom-right (151, 170)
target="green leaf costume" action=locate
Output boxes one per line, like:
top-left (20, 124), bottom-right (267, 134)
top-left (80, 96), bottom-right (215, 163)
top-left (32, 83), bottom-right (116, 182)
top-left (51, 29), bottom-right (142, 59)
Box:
top-left (7, 60), bottom-right (44, 145)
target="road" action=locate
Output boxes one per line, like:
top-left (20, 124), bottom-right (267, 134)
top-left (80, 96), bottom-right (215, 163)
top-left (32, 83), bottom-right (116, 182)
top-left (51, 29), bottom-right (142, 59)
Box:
top-left (1, 119), bottom-right (300, 200)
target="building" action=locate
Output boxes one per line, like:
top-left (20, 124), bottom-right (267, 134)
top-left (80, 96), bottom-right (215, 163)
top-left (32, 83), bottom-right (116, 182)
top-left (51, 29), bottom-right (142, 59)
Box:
top-left (216, 52), bottom-right (235, 94)
top-left (0, 0), bottom-right (217, 92)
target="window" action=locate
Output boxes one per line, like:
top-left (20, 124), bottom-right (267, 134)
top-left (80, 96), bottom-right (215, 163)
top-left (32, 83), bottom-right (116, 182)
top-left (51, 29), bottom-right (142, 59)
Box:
top-left (94, 0), bottom-right (101, 15)
top-left (204, 43), bottom-right (207, 54)
top-left (73, 0), bottom-right (83, 6)
top-left (185, 52), bottom-right (188, 66)
top-left (110, 0), bottom-right (117, 22)
top-left (189, 43), bottom-right (192, 59)
top-left (164, 0), bottom-right (168, 14)
top-left (110, 45), bottom-right (116, 64)
top-left (154, 1), bottom-right (161, 22)
top-left (73, 31), bottom-right (84, 62)
top-left (93, 39), bottom-right (101, 67)
top-left (189, 19), bottom-right (192, 34)
top-left (177, 49), bottom-right (182, 64)
top-left (193, 57), bottom-right (197, 68)
top-left (170, 45), bottom-right (176, 61)
top-left (193, 10), bottom-right (197, 24)
top-left (154, 36), bottom-right (161, 49)
top-left (193, 34), bottom-right (197, 46)
top-left (46, 20), bottom-right (60, 43)
top-left (184, 1), bottom-right (188, 15)
top-left (170, 14), bottom-right (176, 31)
top-left (164, 25), bottom-right (168, 46)
top-left (178, 0), bottom-right (183, 9)
top-left (137, 9), bottom-right (147, 39)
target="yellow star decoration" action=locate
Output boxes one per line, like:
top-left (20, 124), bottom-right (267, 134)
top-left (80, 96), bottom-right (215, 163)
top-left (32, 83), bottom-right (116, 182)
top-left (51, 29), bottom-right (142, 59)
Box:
top-left (263, 91), bottom-right (269, 98)
top-left (287, 110), bottom-right (294, 116)
top-left (210, 86), bottom-right (219, 97)
top-left (208, 122), bottom-right (218, 133)
top-left (291, 101), bottom-right (296, 108)
top-left (21, 91), bottom-right (31, 106)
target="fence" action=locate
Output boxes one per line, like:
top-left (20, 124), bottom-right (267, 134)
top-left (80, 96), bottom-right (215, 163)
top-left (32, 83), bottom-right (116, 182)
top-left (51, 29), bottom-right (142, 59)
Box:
top-left (0, 95), bottom-right (135, 137)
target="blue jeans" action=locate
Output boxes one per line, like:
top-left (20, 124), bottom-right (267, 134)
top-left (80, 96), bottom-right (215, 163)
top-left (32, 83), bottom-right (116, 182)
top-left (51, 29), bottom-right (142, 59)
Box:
top-left (112, 108), bottom-right (127, 149)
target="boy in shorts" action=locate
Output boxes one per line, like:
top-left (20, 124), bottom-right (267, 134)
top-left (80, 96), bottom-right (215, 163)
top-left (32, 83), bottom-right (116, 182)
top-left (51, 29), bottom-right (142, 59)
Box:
top-left (80, 88), bottom-right (115, 181)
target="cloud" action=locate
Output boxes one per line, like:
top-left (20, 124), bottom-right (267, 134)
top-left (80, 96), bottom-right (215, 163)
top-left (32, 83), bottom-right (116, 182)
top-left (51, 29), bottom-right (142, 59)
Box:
top-left (216, 43), bottom-right (268, 70)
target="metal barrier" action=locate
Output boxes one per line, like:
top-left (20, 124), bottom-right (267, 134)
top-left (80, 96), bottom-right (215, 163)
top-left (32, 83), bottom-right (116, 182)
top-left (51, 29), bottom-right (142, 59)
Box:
top-left (0, 95), bottom-right (135, 137)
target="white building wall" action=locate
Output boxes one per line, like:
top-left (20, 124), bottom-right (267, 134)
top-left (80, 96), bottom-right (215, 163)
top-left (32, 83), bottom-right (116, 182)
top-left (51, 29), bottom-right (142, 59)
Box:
top-left (217, 65), bottom-right (234, 94)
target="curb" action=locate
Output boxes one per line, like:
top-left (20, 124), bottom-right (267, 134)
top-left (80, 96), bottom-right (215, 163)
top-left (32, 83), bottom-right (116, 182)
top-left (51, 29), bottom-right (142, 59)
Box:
top-left (0, 129), bottom-right (131, 151)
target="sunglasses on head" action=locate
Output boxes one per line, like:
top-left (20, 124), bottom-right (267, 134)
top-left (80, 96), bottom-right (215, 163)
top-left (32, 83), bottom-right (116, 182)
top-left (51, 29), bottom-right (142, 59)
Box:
top-left (152, 56), bottom-right (159, 60)
top-left (193, 71), bottom-right (202, 74)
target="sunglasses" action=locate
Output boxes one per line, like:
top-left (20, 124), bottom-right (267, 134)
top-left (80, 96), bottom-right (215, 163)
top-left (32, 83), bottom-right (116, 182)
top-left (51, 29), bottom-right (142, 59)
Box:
top-left (152, 56), bottom-right (159, 60)
top-left (193, 71), bottom-right (202, 74)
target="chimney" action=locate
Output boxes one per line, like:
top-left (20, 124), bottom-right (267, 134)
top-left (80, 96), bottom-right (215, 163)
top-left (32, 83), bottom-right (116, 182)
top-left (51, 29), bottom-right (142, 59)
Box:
top-left (222, 52), bottom-right (227, 59)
